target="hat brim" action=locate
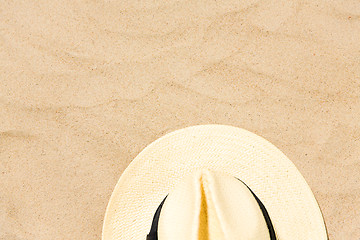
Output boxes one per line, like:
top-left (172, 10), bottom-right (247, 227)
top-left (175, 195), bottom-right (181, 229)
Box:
top-left (102, 125), bottom-right (327, 239)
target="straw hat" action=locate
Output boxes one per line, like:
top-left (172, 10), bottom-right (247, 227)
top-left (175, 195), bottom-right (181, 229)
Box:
top-left (102, 125), bottom-right (327, 239)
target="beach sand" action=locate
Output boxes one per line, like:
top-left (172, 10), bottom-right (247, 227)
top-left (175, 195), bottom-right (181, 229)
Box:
top-left (1, 1), bottom-right (359, 239)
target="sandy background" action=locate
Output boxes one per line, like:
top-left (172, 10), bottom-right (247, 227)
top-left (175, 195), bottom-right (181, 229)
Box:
top-left (0, 0), bottom-right (359, 239)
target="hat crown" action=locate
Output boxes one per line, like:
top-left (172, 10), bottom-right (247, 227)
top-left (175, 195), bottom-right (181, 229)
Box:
top-left (158, 170), bottom-right (271, 240)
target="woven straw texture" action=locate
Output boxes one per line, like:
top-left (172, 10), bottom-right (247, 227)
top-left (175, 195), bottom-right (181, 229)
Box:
top-left (102, 125), bottom-right (327, 239)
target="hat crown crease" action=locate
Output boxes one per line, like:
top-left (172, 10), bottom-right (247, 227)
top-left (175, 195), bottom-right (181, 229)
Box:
top-left (158, 170), bottom-right (271, 240)
top-left (199, 172), bottom-right (226, 240)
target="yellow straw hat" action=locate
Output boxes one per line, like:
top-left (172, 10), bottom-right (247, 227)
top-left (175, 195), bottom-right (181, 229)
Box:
top-left (102, 125), bottom-right (327, 240)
